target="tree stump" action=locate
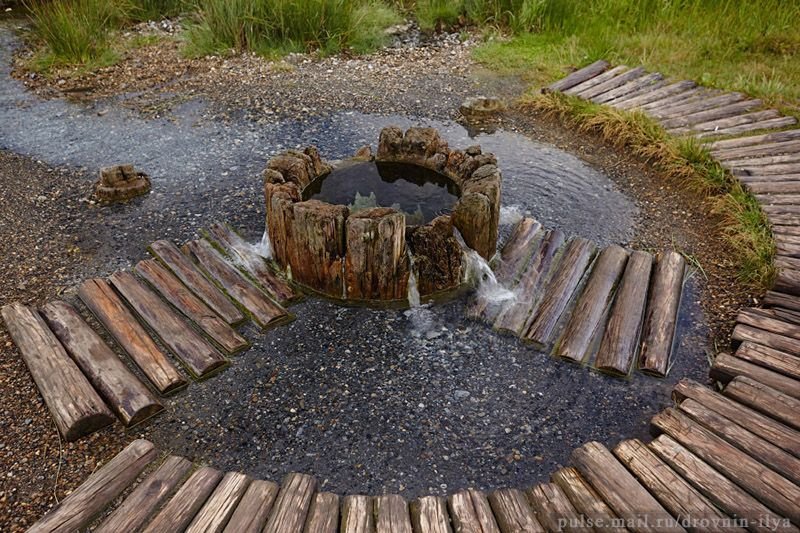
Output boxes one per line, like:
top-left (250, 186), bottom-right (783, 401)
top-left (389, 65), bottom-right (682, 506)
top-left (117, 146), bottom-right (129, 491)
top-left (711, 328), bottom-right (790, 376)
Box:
top-left (288, 200), bottom-right (348, 298)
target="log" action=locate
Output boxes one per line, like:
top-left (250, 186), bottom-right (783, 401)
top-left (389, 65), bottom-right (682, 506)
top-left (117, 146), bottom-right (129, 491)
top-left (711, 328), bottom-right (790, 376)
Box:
top-left (746, 181), bottom-right (800, 195)
top-left (410, 496), bottom-right (452, 533)
top-left (1, 303), bottom-right (114, 441)
top-left (736, 162), bottom-right (800, 177)
top-left (487, 488), bottom-right (544, 533)
top-left (526, 483), bottom-right (589, 533)
top-left (185, 471), bottom-right (252, 533)
top-left (305, 492), bottom-right (340, 533)
top-left (447, 489), bottom-right (500, 533)
top-left (494, 218), bottom-right (543, 284)
top-left (649, 435), bottom-right (797, 533)
top-left (710, 352), bottom-right (800, 399)
top-left (554, 245), bottom-right (628, 363)
top-left (652, 92), bottom-right (745, 120)
top-left (731, 323), bottom-right (800, 358)
top-left (375, 494), bottom-right (413, 533)
top-left (263, 473), bottom-right (318, 533)
top-left (616, 80), bottom-right (696, 110)
top-left (576, 67), bottom-right (647, 101)
top-left (564, 65), bottom-right (629, 96)
top-left (637, 87), bottom-right (708, 112)
top-left (713, 139), bottom-right (800, 161)
top-left (723, 376), bottom-right (800, 431)
top-left (185, 239), bottom-right (289, 329)
top-left (546, 60), bottom-right (610, 93)
top-left (206, 222), bottom-right (297, 304)
top-left (709, 128), bottom-right (800, 151)
top-left (523, 237), bottom-right (597, 347)
top-left (764, 290), bottom-right (800, 311)
top-left (612, 439), bottom-right (739, 533)
top-left (341, 495), bottom-right (375, 533)
top-left (726, 153), bottom-right (800, 168)
top-left (660, 99), bottom-right (762, 129)
top-left (550, 467), bottom-right (627, 532)
top-left (109, 271), bottom-right (228, 379)
top-left (775, 267), bottom-right (800, 296)
top-left (28, 439), bottom-right (157, 533)
top-left (224, 479), bottom-right (280, 533)
top-left (40, 300), bottom-right (163, 426)
top-left (604, 78), bottom-right (666, 107)
top-left (650, 407), bottom-right (800, 523)
top-left (594, 251), bottom-right (653, 376)
top-left (593, 72), bottom-right (664, 104)
top-left (141, 466), bottom-right (223, 533)
top-left (570, 442), bottom-right (681, 533)
top-left (149, 239), bottom-right (244, 325)
top-left (95, 455), bottom-right (192, 533)
top-left (735, 341), bottom-right (800, 380)
top-left (639, 251), bottom-right (685, 376)
top-left (680, 109), bottom-right (781, 134)
top-left (135, 259), bottom-right (249, 355)
top-left (694, 116), bottom-right (797, 139)
top-left (767, 213), bottom-right (800, 226)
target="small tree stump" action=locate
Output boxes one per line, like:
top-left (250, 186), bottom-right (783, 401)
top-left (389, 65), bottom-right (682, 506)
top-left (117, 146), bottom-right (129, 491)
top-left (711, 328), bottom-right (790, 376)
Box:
top-left (94, 164), bottom-right (151, 202)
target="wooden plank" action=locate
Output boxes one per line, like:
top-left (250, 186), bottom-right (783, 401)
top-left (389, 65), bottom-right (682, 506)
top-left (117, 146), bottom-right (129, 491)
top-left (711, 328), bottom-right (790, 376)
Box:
top-left (604, 77), bottom-right (666, 107)
top-left (109, 270), bottom-right (228, 379)
top-left (264, 472), bottom-right (317, 533)
top-left (570, 442), bottom-right (681, 533)
top-left (375, 494), bottom-right (413, 533)
top-left (135, 259), bottom-right (249, 355)
top-left (616, 80), bottom-right (696, 110)
top-left (713, 139), bottom-right (800, 161)
top-left (550, 467), bottom-right (627, 532)
top-left (736, 162), bottom-right (800, 177)
top-left (660, 99), bottom-right (762, 129)
top-left (764, 290), bottom-right (800, 311)
top-left (554, 245), bottom-right (628, 363)
top-left (526, 483), bottom-right (589, 533)
top-left (488, 489), bottom-right (542, 533)
top-left (652, 92), bottom-right (745, 120)
top-left (594, 251), bottom-right (653, 376)
top-left (637, 87), bottom-right (709, 112)
top-left (639, 251), bottom-right (685, 377)
top-left (612, 439), bottom-right (739, 533)
top-left (678, 109), bottom-right (782, 134)
top-left (726, 153), bottom-right (800, 168)
top-left (305, 492), bottom-right (340, 533)
top-left (447, 489), bottom-right (500, 533)
top-left (593, 72), bottom-right (663, 104)
top-left (78, 278), bottom-right (186, 394)
top-left (185, 471), bottom-right (251, 533)
top-left (224, 479), bottom-right (280, 533)
top-left (677, 398), bottom-right (800, 485)
top-left (546, 60), bottom-right (610, 93)
top-left (411, 496), bottom-right (452, 533)
top-left (735, 341), bottom-right (800, 380)
top-left (694, 116), bottom-right (797, 139)
top-left (775, 267), bottom-right (800, 296)
top-left (185, 239), bottom-right (290, 329)
top-left (28, 439), bottom-right (157, 533)
top-left (711, 352), bottom-right (800, 399)
top-left (578, 67), bottom-right (648, 101)
top-left (746, 181), bottom-right (800, 195)
top-left (523, 237), bottom-right (596, 346)
top-left (1, 302), bottom-right (114, 441)
top-left (723, 376), bottom-right (800, 431)
top-left (95, 455), bottom-right (192, 533)
top-left (564, 65), bottom-right (629, 96)
top-left (650, 407), bottom-right (800, 523)
top-left (40, 300), bottom-right (163, 427)
top-left (141, 466), bottom-right (223, 533)
top-left (341, 495), bottom-right (375, 533)
top-left (709, 128), bottom-right (800, 151)
top-left (731, 323), bottom-right (800, 358)
top-left (649, 435), bottom-right (797, 533)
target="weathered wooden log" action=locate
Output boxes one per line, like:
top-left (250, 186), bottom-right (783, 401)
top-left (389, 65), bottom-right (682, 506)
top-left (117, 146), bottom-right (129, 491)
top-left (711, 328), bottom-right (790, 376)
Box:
top-left (263, 473), bottom-right (317, 533)
top-left (550, 467), bottom-right (627, 532)
top-left (764, 290), bottom-right (800, 311)
top-left (28, 439), bottom-right (157, 533)
top-left (735, 341), bottom-right (800, 380)
top-left (223, 479), bottom-right (280, 533)
top-left (40, 300), bottom-right (163, 426)
top-left (578, 67), bottom-right (648, 101)
top-left (661, 99), bottom-right (763, 129)
top-left (678, 109), bottom-right (781, 134)
top-left (487, 489), bottom-right (543, 533)
top-left (141, 466), bottom-right (224, 533)
top-left (375, 494), bottom-right (413, 533)
top-left (653, 92), bottom-right (745, 120)
top-left (523, 237), bottom-right (596, 347)
top-left (554, 245), bottom-right (628, 363)
top-left (266, 182), bottom-right (301, 269)
top-left (410, 496), bottom-right (452, 533)
top-left (407, 215), bottom-right (463, 297)
top-left (95, 455), bottom-right (192, 533)
top-left (694, 116), bottom-right (797, 139)
top-left (341, 495), bottom-right (375, 533)
top-left (185, 471), bottom-right (252, 533)
top-left (713, 140), bottom-right (800, 161)
top-left (725, 152), bottom-right (800, 168)
top-left (303, 492), bottom-right (340, 533)
top-left (109, 270), bottom-right (229, 379)
top-left (711, 352), bottom-right (800, 399)
top-left (738, 163), bottom-right (800, 178)
top-left (526, 483), bottom-right (588, 533)
top-left (564, 65), bottom-right (628, 96)
top-left (616, 80), bottom-right (696, 110)
top-left (639, 251), bottom-right (685, 377)
top-left (593, 72), bottom-right (663, 104)
top-left (1, 302), bottom-right (115, 441)
top-left (135, 259), bottom-right (249, 355)
top-left (605, 78), bottom-right (667, 107)
top-left (637, 87), bottom-right (708, 112)
top-left (732, 318), bottom-right (800, 353)
top-left (267, 147), bottom-right (332, 190)
top-left (78, 278), bottom-right (186, 394)
top-left (723, 376), bottom-right (800, 431)
top-left (594, 251), bottom-right (653, 376)
top-left (185, 239), bottom-right (289, 329)
top-left (709, 128), bottom-right (800, 151)
top-left (746, 180), bottom-right (800, 195)
top-left (775, 265), bottom-right (800, 296)
top-left (546, 60), bottom-right (610, 93)
top-left (447, 489), bottom-right (500, 533)
top-left (453, 164), bottom-right (501, 260)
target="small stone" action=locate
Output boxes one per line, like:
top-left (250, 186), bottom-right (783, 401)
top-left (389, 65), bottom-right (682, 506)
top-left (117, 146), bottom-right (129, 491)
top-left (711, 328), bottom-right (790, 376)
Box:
top-left (453, 390), bottom-right (470, 400)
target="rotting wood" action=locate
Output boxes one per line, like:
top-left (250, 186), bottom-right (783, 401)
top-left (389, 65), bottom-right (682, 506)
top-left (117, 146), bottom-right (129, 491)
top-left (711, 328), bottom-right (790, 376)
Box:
top-left (639, 251), bottom-right (685, 377)
top-left (141, 466), bottom-right (224, 533)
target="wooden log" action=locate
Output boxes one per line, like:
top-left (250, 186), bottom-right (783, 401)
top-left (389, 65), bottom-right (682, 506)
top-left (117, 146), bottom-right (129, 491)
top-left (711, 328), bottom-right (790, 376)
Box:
top-left (731, 323), bottom-right (800, 358)
top-left (677, 398), bottom-right (800, 484)
top-left (649, 435), bottom-right (797, 533)
top-left (487, 489), bottom-right (543, 533)
top-left (526, 483), bottom-right (589, 533)
top-left (723, 376), bottom-right (800, 431)
top-left (736, 163), bottom-right (800, 177)
top-left (612, 439), bottom-right (739, 533)
top-left (660, 99), bottom-right (762, 129)
top-left (762, 204), bottom-right (800, 215)
top-left (764, 290), bottom-right (800, 311)
top-left (593, 72), bottom-right (663, 104)
top-left (603, 77), bottom-right (666, 107)
top-left (550, 467), bottom-right (627, 532)
top-left (149, 239), bottom-right (244, 325)
top-left (95, 455), bottom-right (192, 533)
top-left (494, 229), bottom-right (565, 335)
top-left (680, 109), bottom-right (781, 134)
top-left (639, 251), bottom-right (685, 377)
top-left (571, 442), bottom-right (682, 533)
top-left (694, 116), bottom-right (797, 139)
top-left (616, 80), bottom-right (696, 110)
top-left (494, 218), bottom-right (543, 284)
top-left (447, 489), bottom-right (500, 533)
top-left (709, 128), bottom-right (800, 151)
top-left (375, 494), bottom-right (413, 533)
top-left (637, 87), bottom-right (709, 112)
top-left (711, 352), bottom-right (800, 399)
top-left (727, 153), bottom-right (800, 168)
top-left (304, 492), bottom-right (340, 533)
top-left (523, 237), bottom-right (596, 347)
top-left (135, 259), bottom-right (249, 355)
top-left (224, 479), bottom-right (280, 533)
top-left (554, 245), bottom-right (628, 363)
top-left (712, 139), bottom-right (800, 161)
top-left (775, 267), bottom-right (800, 296)
top-left (759, 195), bottom-right (800, 208)
top-left (672, 378), bottom-right (800, 457)
top-left (773, 227), bottom-right (800, 239)
top-left (142, 466), bottom-right (224, 533)
top-left (652, 92), bottom-right (745, 120)
top-left (576, 67), bottom-right (647, 101)
top-left (411, 496), bottom-right (452, 533)
top-left (28, 439), bottom-right (157, 533)
top-left (1, 302), bottom-right (114, 441)
top-left (735, 342), bottom-right (800, 380)
top-left (185, 239), bottom-right (289, 329)
top-left (264, 472), bottom-right (318, 533)
top-left (767, 213), bottom-right (800, 226)
top-left (185, 471), bottom-right (252, 533)
top-left (546, 60), bottom-right (610, 93)
top-left (40, 300), bottom-right (163, 426)
top-left (746, 180), bottom-right (800, 195)
top-left (341, 495), bottom-right (375, 533)
top-left (206, 222), bottom-right (297, 304)
top-left (594, 251), bottom-right (653, 376)
top-left (650, 407), bottom-right (800, 523)
top-left (564, 65), bottom-right (629, 96)
top-left (109, 270), bottom-right (228, 379)
top-left (776, 255), bottom-right (800, 272)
